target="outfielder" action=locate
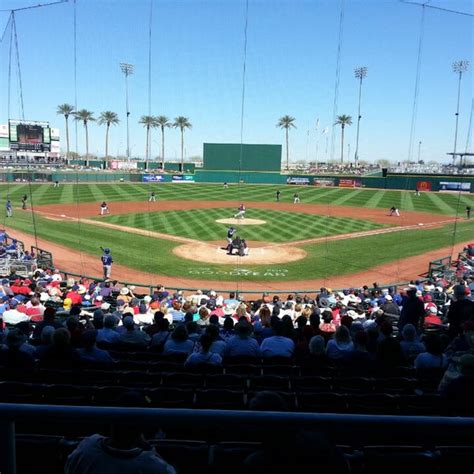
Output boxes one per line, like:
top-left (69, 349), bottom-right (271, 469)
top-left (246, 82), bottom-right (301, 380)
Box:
top-left (100, 247), bottom-right (113, 280)
top-left (234, 203), bottom-right (246, 219)
top-left (5, 200), bottom-right (12, 218)
top-left (293, 193), bottom-right (300, 204)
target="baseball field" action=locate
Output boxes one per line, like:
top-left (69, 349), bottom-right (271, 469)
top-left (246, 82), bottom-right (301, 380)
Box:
top-left (1, 182), bottom-right (473, 291)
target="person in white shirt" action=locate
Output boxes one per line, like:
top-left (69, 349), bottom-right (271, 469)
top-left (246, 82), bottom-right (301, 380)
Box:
top-left (2, 300), bottom-right (29, 325)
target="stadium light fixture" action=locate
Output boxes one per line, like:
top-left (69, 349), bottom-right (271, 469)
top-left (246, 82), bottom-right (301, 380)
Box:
top-left (120, 62), bottom-right (134, 163)
top-left (354, 66), bottom-right (368, 166)
top-left (451, 60), bottom-right (469, 165)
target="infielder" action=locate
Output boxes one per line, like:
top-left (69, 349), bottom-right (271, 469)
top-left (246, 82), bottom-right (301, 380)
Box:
top-left (276, 190), bottom-right (281, 202)
top-left (293, 193), bottom-right (300, 204)
top-left (389, 206), bottom-right (400, 217)
top-left (99, 201), bottom-right (109, 215)
top-left (149, 191), bottom-right (156, 202)
top-left (234, 203), bottom-right (246, 219)
top-left (100, 247), bottom-right (113, 280)
top-left (21, 194), bottom-right (27, 210)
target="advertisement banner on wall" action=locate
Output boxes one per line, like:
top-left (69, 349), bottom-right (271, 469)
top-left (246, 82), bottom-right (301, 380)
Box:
top-left (143, 174), bottom-right (165, 182)
top-left (439, 182), bottom-right (471, 192)
top-left (313, 178), bottom-right (335, 186)
top-left (416, 181), bottom-right (432, 191)
top-left (110, 161), bottom-right (138, 170)
top-left (172, 174), bottom-right (195, 183)
top-left (338, 178), bottom-right (362, 188)
top-left (287, 177), bottom-right (310, 185)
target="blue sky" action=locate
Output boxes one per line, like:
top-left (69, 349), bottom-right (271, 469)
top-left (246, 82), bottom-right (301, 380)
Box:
top-left (0, 0), bottom-right (472, 163)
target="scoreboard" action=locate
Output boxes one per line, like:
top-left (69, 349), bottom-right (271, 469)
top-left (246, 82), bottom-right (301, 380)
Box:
top-left (9, 120), bottom-right (51, 152)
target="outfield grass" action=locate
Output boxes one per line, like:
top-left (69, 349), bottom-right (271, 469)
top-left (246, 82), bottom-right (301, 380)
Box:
top-left (3, 208), bottom-right (473, 282)
top-left (98, 208), bottom-right (386, 243)
top-left (0, 183), bottom-right (472, 216)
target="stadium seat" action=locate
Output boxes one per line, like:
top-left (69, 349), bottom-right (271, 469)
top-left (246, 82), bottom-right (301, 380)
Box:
top-left (291, 376), bottom-right (333, 392)
top-left (346, 393), bottom-right (399, 415)
top-left (195, 389), bottom-right (246, 410)
top-left (332, 377), bottom-right (375, 393)
top-left (42, 384), bottom-right (91, 406)
top-left (248, 375), bottom-right (290, 392)
top-left (91, 385), bottom-right (142, 406)
top-left (261, 364), bottom-right (300, 376)
top-left (16, 434), bottom-right (64, 474)
top-left (435, 446), bottom-right (474, 474)
top-left (247, 391), bottom-right (297, 411)
top-left (374, 377), bottom-right (417, 395)
top-left (205, 374), bottom-right (248, 390)
top-left (224, 364), bottom-right (261, 375)
top-left (162, 372), bottom-right (205, 389)
top-left (146, 387), bottom-right (195, 408)
top-left (297, 392), bottom-right (347, 413)
top-left (210, 441), bottom-right (263, 474)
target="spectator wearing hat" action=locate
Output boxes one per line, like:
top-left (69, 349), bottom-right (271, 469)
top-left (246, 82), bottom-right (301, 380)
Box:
top-left (380, 294), bottom-right (400, 322)
top-left (185, 334), bottom-right (223, 367)
top-left (135, 303), bottom-right (154, 326)
top-left (423, 306), bottom-right (443, 328)
top-left (78, 330), bottom-right (114, 366)
top-left (447, 284), bottom-right (474, 339)
top-left (414, 334), bottom-right (448, 370)
top-left (66, 285), bottom-right (83, 306)
top-left (163, 325), bottom-right (194, 355)
top-left (0, 328), bottom-right (34, 369)
top-left (119, 316), bottom-right (151, 348)
top-left (2, 299), bottom-right (29, 325)
top-left (226, 321), bottom-right (261, 357)
top-left (97, 315), bottom-right (121, 344)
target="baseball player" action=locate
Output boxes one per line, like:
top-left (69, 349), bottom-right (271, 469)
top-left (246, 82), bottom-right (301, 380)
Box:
top-left (100, 247), bottom-right (113, 280)
top-left (414, 188), bottom-right (421, 197)
top-left (234, 203), bottom-right (246, 219)
top-left (99, 201), bottom-right (109, 216)
top-left (467, 206), bottom-right (471, 219)
top-left (389, 206), bottom-right (400, 217)
top-left (5, 200), bottom-right (12, 218)
top-left (223, 182), bottom-right (228, 189)
top-left (293, 193), bottom-right (300, 204)
top-left (276, 190), bottom-right (281, 202)
top-left (226, 226), bottom-right (236, 245)
top-left (21, 194), bottom-right (27, 210)
top-left (53, 180), bottom-right (59, 188)
top-left (149, 191), bottom-right (156, 202)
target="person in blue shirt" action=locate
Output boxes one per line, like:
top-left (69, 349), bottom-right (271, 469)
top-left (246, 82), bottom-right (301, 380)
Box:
top-left (100, 247), bottom-right (113, 280)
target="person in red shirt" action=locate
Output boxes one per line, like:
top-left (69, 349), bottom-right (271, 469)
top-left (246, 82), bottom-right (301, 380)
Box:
top-left (66, 285), bottom-right (83, 306)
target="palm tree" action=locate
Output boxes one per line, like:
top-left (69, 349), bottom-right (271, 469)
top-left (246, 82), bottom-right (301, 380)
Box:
top-left (173, 116), bottom-right (192, 172)
top-left (139, 115), bottom-right (157, 170)
top-left (74, 109), bottom-right (95, 159)
top-left (98, 111), bottom-right (119, 159)
top-left (276, 115), bottom-right (296, 171)
top-left (56, 104), bottom-right (74, 159)
top-left (334, 115), bottom-right (352, 163)
top-left (156, 115), bottom-right (171, 169)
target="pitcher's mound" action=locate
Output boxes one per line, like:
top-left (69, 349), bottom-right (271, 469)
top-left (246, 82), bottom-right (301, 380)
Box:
top-left (216, 218), bottom-right (266, 225)
top-left (173, 243), bottom-right (306, 265)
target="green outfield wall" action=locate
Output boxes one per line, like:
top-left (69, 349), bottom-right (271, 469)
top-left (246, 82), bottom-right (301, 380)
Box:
top-left (203, 143), bottom-right (282, 172)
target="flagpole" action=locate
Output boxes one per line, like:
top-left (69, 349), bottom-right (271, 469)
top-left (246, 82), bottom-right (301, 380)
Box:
top-left (315, 118), bottom-right (320, 162)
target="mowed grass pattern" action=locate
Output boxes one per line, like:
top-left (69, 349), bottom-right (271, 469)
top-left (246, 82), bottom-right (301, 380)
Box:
top-left (98, 208), bottom-right (386, 243)
top-left (0, 183), bottom-right (472, 216)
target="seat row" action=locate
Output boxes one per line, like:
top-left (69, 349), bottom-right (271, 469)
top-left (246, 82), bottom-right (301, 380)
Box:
top-left (0, 381), bottom-right (457, 416)
top-left (14, 433), bottom-right (474, 474)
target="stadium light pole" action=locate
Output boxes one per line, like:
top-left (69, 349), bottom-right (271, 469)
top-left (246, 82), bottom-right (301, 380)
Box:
top-left (417, 141), bottom-right (422, 162)
top-left (354, 66), bottom-right (368, 167)
top-left (120, 62), bottom-right (134, 164)
top-left (452, 60), bottom-right (469, 166)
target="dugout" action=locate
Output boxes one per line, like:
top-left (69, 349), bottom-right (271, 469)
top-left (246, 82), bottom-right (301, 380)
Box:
top-left (203, 143), bottom-right (282, 172)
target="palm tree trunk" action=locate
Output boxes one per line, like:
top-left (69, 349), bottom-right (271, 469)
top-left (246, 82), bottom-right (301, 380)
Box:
top-left (340, 125), bottom-right (344, 164)
top-left (181, 129), bottom-right (184, 172)
top-left (105, 124), bottom-right (110, 159)
top-left (65, 116), bottom-right (70, 160)
top-left (161, 126), bottom-right (165, 170)
top-left (286, 127), bottom-right (289, 171)
top-left (85, 122), bottom-right (89, 162)
top-left (145, 125), bottom-right (150, 170)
